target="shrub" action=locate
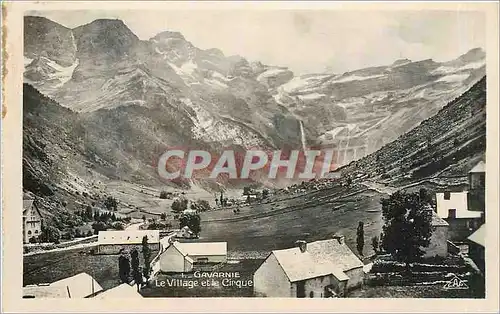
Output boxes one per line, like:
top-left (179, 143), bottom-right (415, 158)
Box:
top-left (171, 198), bottom-right (188, 213)
top-left (74, 229), bottom-right (82, 238)
top-left (104, 196), bottom-right (118, 211)
top-left (191, 199), bottom-right (211, 212)
top-left (92, 221), bottom-right (108, 234)
top-left (147, 221), bottom-right (172, 230)
top-left (113, 222), bottom-right (125, 230)
top-left (159, 191), bottom-right (169, 199)
top-left (40, 225), bottom-right (61, 244)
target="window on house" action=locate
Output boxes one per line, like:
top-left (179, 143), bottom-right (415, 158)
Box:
top-left (448, 209), bottom-right (457, 219)
top-left (444, 192), bottom-right (451, 200)
top-left (309, 291), bottom-right (314, 298)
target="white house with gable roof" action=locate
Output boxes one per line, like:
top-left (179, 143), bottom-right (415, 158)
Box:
top-left (159, 241), bottom-right (227, 272)
top-left (253, 234), bottom-right (364, 298)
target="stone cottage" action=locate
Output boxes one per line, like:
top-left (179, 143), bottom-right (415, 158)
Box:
top-left (253, 234), bottom-right (364, 298)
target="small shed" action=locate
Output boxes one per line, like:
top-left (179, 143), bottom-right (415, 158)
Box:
top-left (159, 241), bottom-right (227, 273)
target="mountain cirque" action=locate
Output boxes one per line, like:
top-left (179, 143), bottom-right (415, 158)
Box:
top-left (24, 16), bottom-right (486, 180)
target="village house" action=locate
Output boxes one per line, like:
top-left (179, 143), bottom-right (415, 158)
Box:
top-left (96, 230), bottom-right (160, 254)
top-left (158, 241), bottom-right (227, 273)
top-left (468, 161), bottom-right (486, 190)
top-left (422, 212), bottom-right (450, 258)
top-left (182, 208), bottom-right (198, 215)
top-left (23, 273), bottom-right (103, 298)
top-left (253, 234), bottom-right (364, 298)
top-left (23, 198), bottom-right (43, 243)
top-left (435, 161), bottom-right (485, 242)
top-left (435, 191), bottom-right (483, 241)
top-left (468, 160), bottom-right (486, 213)
top-left (176, 226), bottom-right (196, 239)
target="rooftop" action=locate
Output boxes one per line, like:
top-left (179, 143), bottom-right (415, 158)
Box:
top-left (272, 247), bottom-right (349, 282)
top-left (50, 272), bottom-right (103, 298)
top-left (23, 285), bottom-right (69, 298)
top-left (171, 241), bottom-right (227, 257)
top-left (94, 283), bottom-right (143, 299)
top-left (468, 224), bottom-right (485, 247)
top-left (431, 212), bottom-right (450, 227)
top-left (23, 199), bottom-right (35, 214)
top-left (469, 161), bottom-right (485, 173)
top-left (98, 230), bottom-right (160, 245)
top-left (271, 237), bottom-right (363, 282)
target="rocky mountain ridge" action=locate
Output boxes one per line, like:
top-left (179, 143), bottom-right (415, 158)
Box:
top-left (24, 15), bottom-right (486, 186)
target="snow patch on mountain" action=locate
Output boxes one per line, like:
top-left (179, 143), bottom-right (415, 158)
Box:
top-left (298, 93), bottom-right (326, 100)
top-left (256, 68), bottom-right (289, 81)
top-left (27, 57), bottom-right (79, 88)
top-left (332, 74), bottom-right (385, 83)
top-left (280, 74), bottom-right (330, 93)
top-left (437, 74), bottom-right (470, 83)
top-left (180, 60), bottom-right (198, 76)
top-left (167, 61), bottom-right (198, 80)
top-left (49, 58), bottom-right (80, 87)
top-left (212, 71), bottom-right (231, 82)
top-left (205, 78), bottom-right (228, 89)
top-left (182, 98), bottom-right (214, 140)
top-left (24, 57), bottom-right (34, 66)
top-left (186, 97), bottom-right (265, 147)
top-left (432, 60), bottom-right (485, 75)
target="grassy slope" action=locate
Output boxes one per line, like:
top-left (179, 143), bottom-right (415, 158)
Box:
top-left (200, 186), bottom-right (382, 258)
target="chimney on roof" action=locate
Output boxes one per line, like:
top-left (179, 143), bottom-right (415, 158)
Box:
top-left (295, 240), bottom-right (307, 253)
top-left (333, 233), bottom-right (345, 245)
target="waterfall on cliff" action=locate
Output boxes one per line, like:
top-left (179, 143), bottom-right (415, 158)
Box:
top-left (299, 120), bottom-right (307, 151)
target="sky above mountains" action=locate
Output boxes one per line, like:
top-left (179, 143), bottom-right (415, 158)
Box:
top-left (27, 9), bottom-right (485, 74)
